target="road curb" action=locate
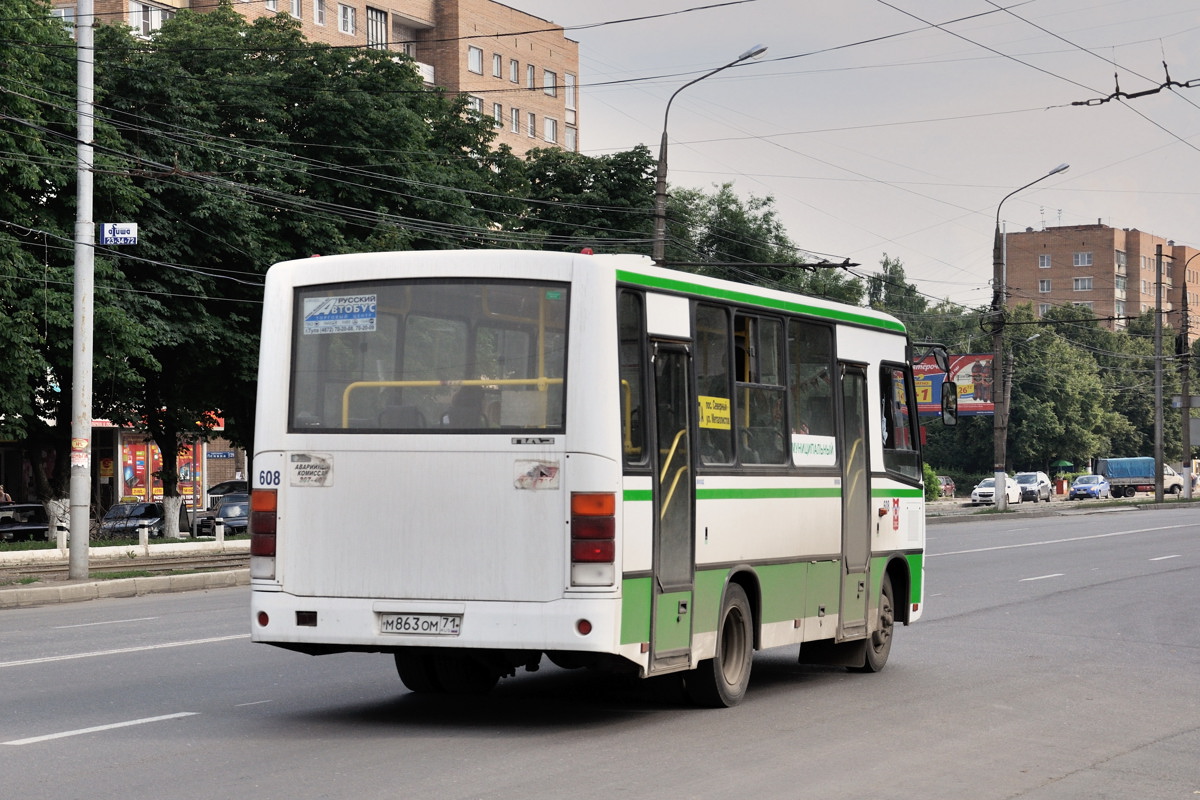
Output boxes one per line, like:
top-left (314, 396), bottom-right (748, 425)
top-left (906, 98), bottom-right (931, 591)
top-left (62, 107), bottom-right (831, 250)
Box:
top-left (0, 569), bottom-right (250, 609)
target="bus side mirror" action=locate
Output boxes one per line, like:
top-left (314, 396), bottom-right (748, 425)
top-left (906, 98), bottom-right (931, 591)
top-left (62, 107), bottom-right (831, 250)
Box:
top-left (941, 379), bottom-right (958, 426)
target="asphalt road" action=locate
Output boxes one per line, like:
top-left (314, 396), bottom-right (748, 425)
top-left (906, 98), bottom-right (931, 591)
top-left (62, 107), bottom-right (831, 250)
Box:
top-left (1, 508), bottom-right (1197, 799)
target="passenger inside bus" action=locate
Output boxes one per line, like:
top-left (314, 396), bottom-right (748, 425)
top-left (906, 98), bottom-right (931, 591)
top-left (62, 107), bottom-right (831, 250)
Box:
top-left (445, 385), bottom-right (488, 428)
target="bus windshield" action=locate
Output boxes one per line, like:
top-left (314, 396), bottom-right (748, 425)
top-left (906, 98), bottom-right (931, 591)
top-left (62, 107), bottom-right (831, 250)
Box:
top-left (289, 279), bottom-right (569, 432)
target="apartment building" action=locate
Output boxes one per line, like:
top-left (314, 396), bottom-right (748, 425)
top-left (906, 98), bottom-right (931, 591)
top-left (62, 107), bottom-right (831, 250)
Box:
top-left (1004, 223), bottom-right (1200, 341)
top-left (52, 0), bottom-right (579, 155)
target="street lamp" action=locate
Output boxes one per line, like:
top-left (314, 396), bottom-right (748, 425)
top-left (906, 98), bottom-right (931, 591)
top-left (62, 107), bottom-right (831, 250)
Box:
top-left (652, 44), bottom-right (768, 264)
top-left (1175, 244), bottom-right (1200, 498)
top-left (991, 162), bottom-right (1069, 510)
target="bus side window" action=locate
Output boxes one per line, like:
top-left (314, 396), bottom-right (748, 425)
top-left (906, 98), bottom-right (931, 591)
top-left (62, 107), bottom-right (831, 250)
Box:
top-left (881, 365), bottom-right (920, 480)
top-left (787, 319), bottom-right (835, 443)
top-left (695, 304), bottom-right (733, 465)
top-left (618, 291), bottom-right (647, 465)
top-left (735, 314), bottom-right (786, 466)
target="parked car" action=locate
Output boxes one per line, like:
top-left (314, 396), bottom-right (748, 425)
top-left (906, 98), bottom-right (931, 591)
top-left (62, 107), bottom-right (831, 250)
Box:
top-left (207, 480), bottom-right (248, 498)
top-left (197, 494), bottom-right (250, 536)
top-left (1014, 471), bottom-right (1052, 503)
top-left (1069, 474), bottom-right (1111, 500)
top-left (970, 477), bottom-right (1022, 505)
top-left (0, 504), bottom-right (51, 542)
top-left (937, 476), bottom-right (955, 498)
top-left (98, 501), bottom-right (190, 538)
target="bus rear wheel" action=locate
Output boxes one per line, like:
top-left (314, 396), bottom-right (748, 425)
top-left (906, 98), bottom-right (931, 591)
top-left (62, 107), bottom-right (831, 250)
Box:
top-left (395, 649), bottom-right (443, 693)
top-left (686, 583), bottom-right (753, 707)
top-left (433, 652), bottom-right (499, 695)
top-left (852, 574), bottom-right (894, 673)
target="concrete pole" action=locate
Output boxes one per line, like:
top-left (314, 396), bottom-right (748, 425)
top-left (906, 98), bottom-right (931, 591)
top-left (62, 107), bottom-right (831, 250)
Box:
top-left (1154, 245), bottom-right (1164, 503)
top-left (1182, 267), bottom-right (1192, 499)
top-left (69, 0), bottom-right (95, 579)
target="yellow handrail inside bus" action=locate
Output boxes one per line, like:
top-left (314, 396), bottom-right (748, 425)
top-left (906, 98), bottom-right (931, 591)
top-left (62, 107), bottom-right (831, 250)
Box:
top-left (659, 428), bottom-right (686, 483)
top-left (660, 465), bottom-right (689, 521)
top-left (620, 379), bottom-right (637, 455)
top-left (341, 377), bottom-right (562, 427)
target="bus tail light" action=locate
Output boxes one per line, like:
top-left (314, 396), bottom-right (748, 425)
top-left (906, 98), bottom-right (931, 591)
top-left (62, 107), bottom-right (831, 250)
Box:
top-left (250, 489), bottom-right (278, 578)
top-left (571, 492), bottom-right (615, 586)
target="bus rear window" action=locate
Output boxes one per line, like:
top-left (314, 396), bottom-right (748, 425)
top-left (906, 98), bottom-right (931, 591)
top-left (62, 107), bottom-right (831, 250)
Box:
top-left (289, 280), bottom-right (568, 432)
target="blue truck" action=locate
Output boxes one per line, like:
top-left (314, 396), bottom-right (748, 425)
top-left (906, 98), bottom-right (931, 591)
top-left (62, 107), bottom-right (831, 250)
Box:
top-left (1095, 457), bottom-right (1185, 498)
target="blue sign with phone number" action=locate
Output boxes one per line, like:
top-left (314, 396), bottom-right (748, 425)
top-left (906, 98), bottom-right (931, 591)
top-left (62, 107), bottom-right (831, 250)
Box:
top-left (99, 223), bottom-right (138, 245)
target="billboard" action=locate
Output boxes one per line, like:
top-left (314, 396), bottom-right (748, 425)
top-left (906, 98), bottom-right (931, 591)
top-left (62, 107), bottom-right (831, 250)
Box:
top-left (915, 354), bottom-right (994, 416)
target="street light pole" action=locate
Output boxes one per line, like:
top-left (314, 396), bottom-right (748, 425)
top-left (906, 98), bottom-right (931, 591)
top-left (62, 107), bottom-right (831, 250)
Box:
top-left (991, 163), bottom-right (1069, 510)
top-left (1180, 248), bottom-right (1200, 498)
top-left (652, 44), bottom-right (767, 264)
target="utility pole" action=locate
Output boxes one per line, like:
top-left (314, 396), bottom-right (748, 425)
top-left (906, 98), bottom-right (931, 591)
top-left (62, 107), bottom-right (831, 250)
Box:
top-left (1154, 245), bottom-right (1164, 503)
top-left (1181, 268), bottom-right (1191, 499)
top-left (69, 0), bottom-right (95, 579)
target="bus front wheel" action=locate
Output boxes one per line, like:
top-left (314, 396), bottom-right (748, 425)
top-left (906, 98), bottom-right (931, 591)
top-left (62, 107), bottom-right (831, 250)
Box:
top-left (686, 583), bottom-right (753, 708)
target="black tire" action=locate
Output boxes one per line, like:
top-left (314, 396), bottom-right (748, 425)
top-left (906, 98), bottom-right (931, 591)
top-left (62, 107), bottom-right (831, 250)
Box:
top-left (394, 650), bottom-right (443, 694)
top-left (686, 583), bottom-right (754, 707)
top-left (852, 574), bottom-right (894, 674)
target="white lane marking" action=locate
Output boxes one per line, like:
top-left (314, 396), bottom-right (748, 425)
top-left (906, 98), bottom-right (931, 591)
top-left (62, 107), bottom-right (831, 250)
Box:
top-left (54, 617), bottom-right (159, 629)
top-left (0, 634), bottom-right (248, 669)
top-left (234, 700), bottom-right (273, 707)
top-left (930, 524), bottom-right (1193, 557)
top-left (1020, 573), bottom-right (1064, 582)
top-left (4, 712), bottom-right (198, 746)
top-left (1149, 555), bottom-right (1182, 561)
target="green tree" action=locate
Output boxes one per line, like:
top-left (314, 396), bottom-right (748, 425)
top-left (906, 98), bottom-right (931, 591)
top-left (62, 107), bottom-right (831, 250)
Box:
top-left (665, 183), bottom-right (862, 304)
top-left (518, 145), bottom-right (656, 251)
top-left (2, 3), bottom-right (532, 520)
top-left (0, 0), bottom-right (149, 510)
top-left (867, 254), bottom-right (927, 318)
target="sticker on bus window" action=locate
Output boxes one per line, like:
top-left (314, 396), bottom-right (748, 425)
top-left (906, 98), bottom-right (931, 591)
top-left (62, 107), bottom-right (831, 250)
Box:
top-left (302, 294), bottom-right (377, 335)
top-left (289, 452), bottom-right (333, 487)
top-left (791, 434), bottom-right (836, 467)
top-left (698, 396), bottom-right (731, 430)
top-left (514, 460), bottom-right (559, 490)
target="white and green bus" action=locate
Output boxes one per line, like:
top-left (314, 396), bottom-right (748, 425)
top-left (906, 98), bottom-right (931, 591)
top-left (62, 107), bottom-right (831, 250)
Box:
top-left (249, 249), bottom-right (952, 706)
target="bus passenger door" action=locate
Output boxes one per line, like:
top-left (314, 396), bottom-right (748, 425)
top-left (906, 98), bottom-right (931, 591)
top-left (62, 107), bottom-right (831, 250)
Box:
top-left (649, 342), bottom-right (695, 672)
top-left (838, 363), bottom-right (871, 640)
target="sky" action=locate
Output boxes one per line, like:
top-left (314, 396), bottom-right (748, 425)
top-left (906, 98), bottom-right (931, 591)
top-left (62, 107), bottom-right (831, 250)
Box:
top-left (509, 0), bottom-right (1200, 310)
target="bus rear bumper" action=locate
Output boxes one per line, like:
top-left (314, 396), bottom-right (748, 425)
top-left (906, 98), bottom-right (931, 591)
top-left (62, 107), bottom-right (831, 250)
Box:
top-left (250, 590), bottom-right (626, 657)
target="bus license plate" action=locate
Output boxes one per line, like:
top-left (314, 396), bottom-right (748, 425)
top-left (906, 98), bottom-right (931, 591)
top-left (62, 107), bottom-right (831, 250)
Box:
top-left (378, 613), bottom-right (462, 636)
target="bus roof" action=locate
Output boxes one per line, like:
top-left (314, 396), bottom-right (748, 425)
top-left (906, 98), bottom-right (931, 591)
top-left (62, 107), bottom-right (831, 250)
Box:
top-left (268, 250), bottom-right (907, 335)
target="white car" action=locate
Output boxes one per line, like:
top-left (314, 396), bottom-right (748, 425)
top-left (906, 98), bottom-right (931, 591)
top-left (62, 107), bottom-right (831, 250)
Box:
top-left (971, 477), bottom-right (1022, 505)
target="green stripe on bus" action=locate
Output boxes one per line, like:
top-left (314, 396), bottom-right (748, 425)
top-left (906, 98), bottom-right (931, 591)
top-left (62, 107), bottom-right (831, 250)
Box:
top-left (871, 487), bottom-right (923, 498)
top-left (616, 269), bottom-right (907, 333)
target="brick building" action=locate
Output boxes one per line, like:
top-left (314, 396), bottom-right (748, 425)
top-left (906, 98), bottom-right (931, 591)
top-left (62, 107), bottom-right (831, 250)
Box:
top-left (52, 0), bottom-right (579, 155)
top-left (1004, 223), bottom-right (1200, 342)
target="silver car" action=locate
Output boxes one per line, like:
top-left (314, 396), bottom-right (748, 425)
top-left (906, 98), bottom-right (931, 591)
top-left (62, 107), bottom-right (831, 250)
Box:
top-left (1015, 471), bottom-right (1052, 502)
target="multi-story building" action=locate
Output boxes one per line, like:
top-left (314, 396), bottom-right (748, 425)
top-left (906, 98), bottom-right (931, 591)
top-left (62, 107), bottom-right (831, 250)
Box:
top-left (1004, 223), bottom-right (1200, 341)
top-left (52, 0), bottom-right (579, 155)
